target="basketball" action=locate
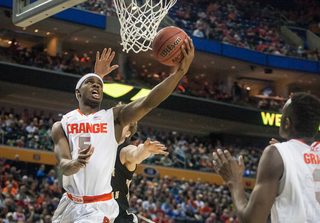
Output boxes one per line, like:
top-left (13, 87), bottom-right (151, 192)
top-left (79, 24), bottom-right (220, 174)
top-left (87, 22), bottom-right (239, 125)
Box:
top-left (152, 26), bottom-right (189, 66)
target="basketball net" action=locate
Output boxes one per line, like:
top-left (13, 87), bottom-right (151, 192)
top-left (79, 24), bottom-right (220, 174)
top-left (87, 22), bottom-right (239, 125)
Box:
top-left (113, 0), bottom-right (177, 53)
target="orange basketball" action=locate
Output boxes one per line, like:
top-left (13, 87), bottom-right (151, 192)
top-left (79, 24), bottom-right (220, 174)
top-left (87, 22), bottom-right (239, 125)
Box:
top-left (152, 26), bottom-right (189, 66)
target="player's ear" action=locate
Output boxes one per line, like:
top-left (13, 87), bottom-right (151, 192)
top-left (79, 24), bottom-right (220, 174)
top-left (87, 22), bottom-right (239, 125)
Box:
top-left (125, 130), bottom-right (131, 138)
top-left (285, 118), bottom-right (291, 130)
top-left (75, 89), bottom-right (81, 99)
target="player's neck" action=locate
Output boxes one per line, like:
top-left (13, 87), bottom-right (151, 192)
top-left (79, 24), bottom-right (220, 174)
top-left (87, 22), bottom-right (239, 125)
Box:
top-left (78, 104), bottom-right (100, 116)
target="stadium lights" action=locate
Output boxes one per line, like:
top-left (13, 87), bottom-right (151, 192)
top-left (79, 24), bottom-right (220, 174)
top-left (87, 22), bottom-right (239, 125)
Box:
top-left (130, 89), bottom-right (151, 101)
top-left (103, 83), bottom-right (134, 98)
top-left (102, 83), bottom-right (151, 101)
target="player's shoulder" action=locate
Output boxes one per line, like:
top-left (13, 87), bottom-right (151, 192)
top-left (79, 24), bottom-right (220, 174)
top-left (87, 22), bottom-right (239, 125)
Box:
top-left (62, 109), bottom-right (78, 118)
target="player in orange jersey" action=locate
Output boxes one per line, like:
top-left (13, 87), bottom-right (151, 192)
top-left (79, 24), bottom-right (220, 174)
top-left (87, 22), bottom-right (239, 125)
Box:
top-left (213, 92), bottom-right (320, 223)
top-left (52, 39), bottom-right (194, 223)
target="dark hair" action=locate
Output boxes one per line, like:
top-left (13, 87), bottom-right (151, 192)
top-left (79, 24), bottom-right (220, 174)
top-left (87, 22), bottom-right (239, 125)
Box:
top-left (288, 92), bottom-right (320, 137)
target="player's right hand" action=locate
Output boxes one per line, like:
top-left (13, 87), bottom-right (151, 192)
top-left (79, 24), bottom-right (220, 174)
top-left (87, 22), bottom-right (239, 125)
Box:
top-left (144, 138), bottom-right (168, 155)
top-left (76, 145), bottom-right (95, 169)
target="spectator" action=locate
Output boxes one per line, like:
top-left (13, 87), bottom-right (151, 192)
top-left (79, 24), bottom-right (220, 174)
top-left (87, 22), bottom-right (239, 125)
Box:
top-left (193, 26), bottom-right (205, 38)
top-left (36, 165), bottom-right (46, 184)
top-left (12, 205), bottom-right (25, 222)
top-left (46, 170), bottom-right (57, 186)
top-left (142, 196), bottom-right (156, 212)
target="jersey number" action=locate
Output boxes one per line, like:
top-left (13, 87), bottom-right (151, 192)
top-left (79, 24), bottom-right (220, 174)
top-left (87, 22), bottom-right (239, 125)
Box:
top-left (314, 169), bottom-right (320, 204)
top-left (78, 137), bottom-right (90, 153)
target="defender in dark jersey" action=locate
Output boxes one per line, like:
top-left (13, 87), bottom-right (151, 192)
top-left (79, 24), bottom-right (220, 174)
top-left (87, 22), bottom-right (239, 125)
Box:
top-left (112, 121), bottom-right (168, 223)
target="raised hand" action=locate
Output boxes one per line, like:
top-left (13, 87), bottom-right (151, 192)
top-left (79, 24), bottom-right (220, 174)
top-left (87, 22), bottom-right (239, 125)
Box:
top-left (144, 138), bottom-right (168, 155)
top-left (94, 48), bottom-right (119, 79)
top-left (178, 37), bottom-right (195, 75)
top-left (213, 149), bottom-right (245, 185)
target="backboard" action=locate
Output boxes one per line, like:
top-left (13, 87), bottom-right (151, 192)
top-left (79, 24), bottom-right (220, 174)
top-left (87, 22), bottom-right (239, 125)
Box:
top-left (12, 0), bottom-right (86, 27)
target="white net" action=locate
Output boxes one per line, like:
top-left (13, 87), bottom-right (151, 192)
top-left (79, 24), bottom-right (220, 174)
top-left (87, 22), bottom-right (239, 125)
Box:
top-left (113, 0), bottom-right (177, 53)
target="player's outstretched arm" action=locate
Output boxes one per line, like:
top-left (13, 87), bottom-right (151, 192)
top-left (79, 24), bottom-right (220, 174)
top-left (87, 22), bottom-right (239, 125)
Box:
top-left (52, 122), bottom-right (94, 176)
top-left (94, 48), bottom-right (119, 79)
top-left (213, 146), bottom-right (283, 223)
top-left (120, 138), bottom-right (168, 171)
top-left (114, 38), bottom-right (194, 128)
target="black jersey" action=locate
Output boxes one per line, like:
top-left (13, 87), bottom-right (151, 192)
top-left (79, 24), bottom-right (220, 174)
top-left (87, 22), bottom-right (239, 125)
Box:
top-left (111, 142), bottom-right (137, 223)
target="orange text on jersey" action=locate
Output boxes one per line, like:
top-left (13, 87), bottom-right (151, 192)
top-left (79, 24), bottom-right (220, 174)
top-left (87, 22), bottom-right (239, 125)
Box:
top-left (67, 123), bottom-right (108, 134)
top-left (304, 153), bottom-right (320, 164)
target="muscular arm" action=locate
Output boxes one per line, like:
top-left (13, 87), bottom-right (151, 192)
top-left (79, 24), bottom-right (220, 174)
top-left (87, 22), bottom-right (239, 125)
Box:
top-left (228, 145), bottom-right (283, 223)
top-left (52, 122), bottom-right (91, 176)
top-left (114, 39), bottom-right (194, 131)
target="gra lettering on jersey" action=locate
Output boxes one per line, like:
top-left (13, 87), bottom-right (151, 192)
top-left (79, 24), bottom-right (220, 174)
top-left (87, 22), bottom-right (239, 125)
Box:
top-left (304, 153), bottom-right (320, 164)
top-left (67, 123), bottom-right (107, 134)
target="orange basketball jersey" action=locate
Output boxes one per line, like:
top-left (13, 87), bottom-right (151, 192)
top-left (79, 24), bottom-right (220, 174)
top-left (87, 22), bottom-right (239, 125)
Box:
top-left (271, 139), bottom-right (320, 223)
top-left (60, 108), bottom-right (118, 196)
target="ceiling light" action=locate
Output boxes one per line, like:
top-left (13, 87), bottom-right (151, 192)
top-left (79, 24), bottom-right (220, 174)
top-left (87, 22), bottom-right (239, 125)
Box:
top-left (247, 87), bottom-right (251, 90)
top-left (35, 29), bottom-right (38, 33)
top-left (8, 41), bottom-right (12, 44)
top-left (46, 32), bottom-right (50, 35)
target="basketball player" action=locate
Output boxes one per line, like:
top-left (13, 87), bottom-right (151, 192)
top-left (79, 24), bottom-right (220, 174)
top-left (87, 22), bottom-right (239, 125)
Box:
top-left (111, 118), bottom-right (168, 223)
top-left (52, 39), bottom-right (194, 223)
top-left (213, 92), bottom-right (320, 223)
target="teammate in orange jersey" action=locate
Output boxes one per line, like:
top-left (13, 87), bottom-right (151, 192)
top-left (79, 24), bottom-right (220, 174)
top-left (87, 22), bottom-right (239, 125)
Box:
top-left (52, 39), bottom-right (194, 223)
top-left (213, 92), bottom-right (320, 223)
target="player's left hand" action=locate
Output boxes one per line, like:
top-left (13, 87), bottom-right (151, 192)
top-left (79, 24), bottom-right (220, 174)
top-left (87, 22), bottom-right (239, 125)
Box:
top-left (213, 149), bottom-right (245, 186)
top-left (144, 138), bottom-right (168, 155)
top-left (94, 48), bottom-right (119, 78)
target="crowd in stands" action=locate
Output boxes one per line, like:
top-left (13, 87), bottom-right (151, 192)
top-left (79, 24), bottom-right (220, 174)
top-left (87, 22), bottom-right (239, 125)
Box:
top-left (0, 157), bottom-right (59, 223)
top-left (280, 0), bottom-right (320, 30)
top-left (0, 44), bottom-right (94, 76)
top-left (76, 0), bottom-right (320, 61)
top-left (0, 153), bottom-right (259, 223)
top-left (0, 108), bottom-right (55, 152)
